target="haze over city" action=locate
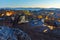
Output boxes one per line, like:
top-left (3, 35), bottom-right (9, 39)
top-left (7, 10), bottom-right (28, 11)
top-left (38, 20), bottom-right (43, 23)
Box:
top-left (0, 0), bottom-right (60, 8)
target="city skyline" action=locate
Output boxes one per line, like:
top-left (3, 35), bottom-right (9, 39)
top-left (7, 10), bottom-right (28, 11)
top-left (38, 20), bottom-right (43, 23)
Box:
top-left (0, 0), bottom-right (60, 8)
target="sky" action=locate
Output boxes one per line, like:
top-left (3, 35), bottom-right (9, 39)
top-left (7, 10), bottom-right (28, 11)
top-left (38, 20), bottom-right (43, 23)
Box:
top-left (0, 0), bottom-right (60, 8)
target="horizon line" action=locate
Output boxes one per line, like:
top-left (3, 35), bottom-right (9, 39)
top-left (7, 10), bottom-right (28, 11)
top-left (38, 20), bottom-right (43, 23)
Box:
top-left (0, 7), bottom-right (60, 8)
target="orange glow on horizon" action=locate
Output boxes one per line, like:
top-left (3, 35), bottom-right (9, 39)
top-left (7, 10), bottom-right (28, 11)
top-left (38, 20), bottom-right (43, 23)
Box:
top-left (16, 4), bottom-right (60, 8)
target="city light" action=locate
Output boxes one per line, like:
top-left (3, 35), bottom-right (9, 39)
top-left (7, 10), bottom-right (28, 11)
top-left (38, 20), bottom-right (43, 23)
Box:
top-left (43, 29), bottom-right (48, 32)
top-left (47, 25), bottom-right (54, 30)
top-left (1, 14), bottom-right (4, 16)
top-left (38, 15), bottom-right (43, 19)
top-left (45, 16), bottom-right (49, 20)
top-left (6, 11), bottom-right (14, 16)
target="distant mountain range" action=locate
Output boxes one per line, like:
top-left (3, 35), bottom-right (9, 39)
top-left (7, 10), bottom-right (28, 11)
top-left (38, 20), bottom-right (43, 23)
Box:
top-left (0, 8), bottom-right (60, 11)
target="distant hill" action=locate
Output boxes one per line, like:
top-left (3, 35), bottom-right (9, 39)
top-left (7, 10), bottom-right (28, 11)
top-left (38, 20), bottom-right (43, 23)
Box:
top-left (0, 8), bottom-right (59, 11)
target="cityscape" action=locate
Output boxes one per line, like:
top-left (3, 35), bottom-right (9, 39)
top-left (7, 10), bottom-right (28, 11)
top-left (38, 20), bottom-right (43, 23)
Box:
top-left (0, 8), bottom-right (60, 40)
top-left (0, 0), bottom-right (60, 40)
